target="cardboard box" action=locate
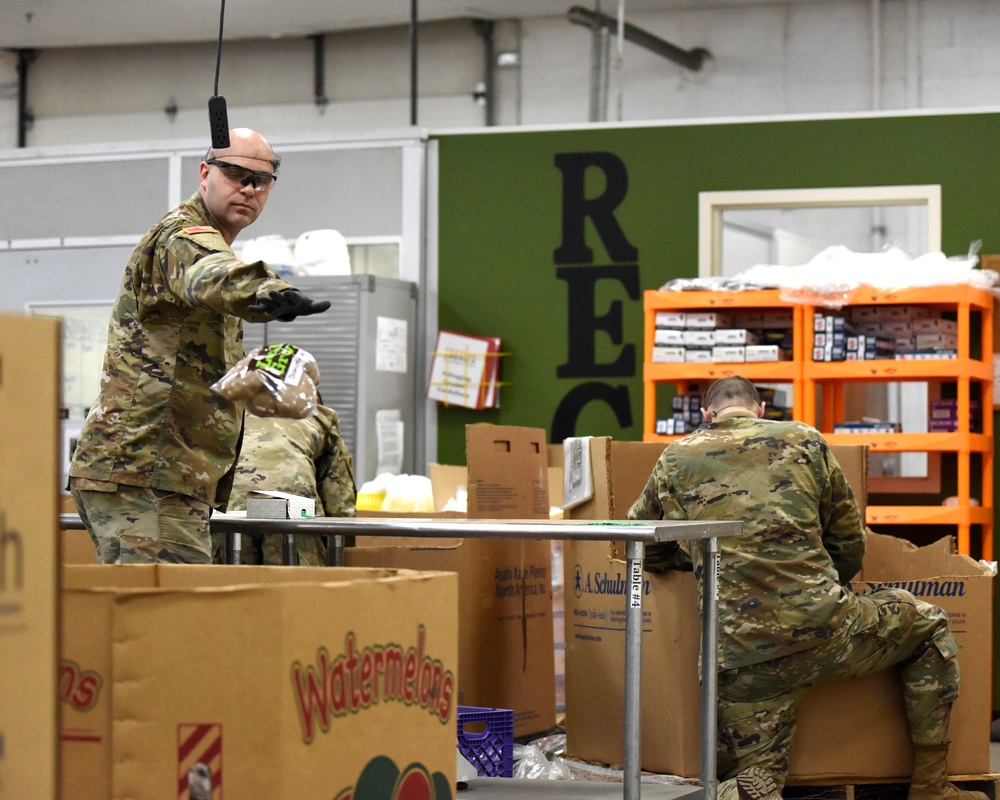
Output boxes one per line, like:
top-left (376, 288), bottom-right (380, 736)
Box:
top-left (1, 314), bottom-right (61, 800)
top-left (246, 489), bottom-right (316, 519)
top-left (346, 425), bottom-right (557, 738)
top-left (466, 424), bottom-right (550, 520)
top-left (563, 439), bottom-right (991, 780)
top-left (60, 564), bottom-right (458, 800)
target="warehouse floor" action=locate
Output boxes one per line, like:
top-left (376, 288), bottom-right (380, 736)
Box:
top-left (458, 777), bottom-right (699, 799)
top-left (455, 742), bottom-right (1000, 799)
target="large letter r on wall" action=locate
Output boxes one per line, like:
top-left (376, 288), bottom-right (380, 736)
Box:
top-left (552, 152), bottom-right (639, 264)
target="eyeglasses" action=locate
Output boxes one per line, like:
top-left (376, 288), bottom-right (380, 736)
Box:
top-left (206, 158), bottom-right (277, 192)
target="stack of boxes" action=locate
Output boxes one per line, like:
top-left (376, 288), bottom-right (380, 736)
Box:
top-left (657, 390), bottom-right (702, 435)
top-left (833, 418), bottom-right (903, 434)
top-left (657, 383), bottom-right (792, 434)
top-left (813, 307), bottom-right (959, 362)
top-left (651, 310), bottom-right (794, 364)
top-left (757, 386), bottom-right (793, 422)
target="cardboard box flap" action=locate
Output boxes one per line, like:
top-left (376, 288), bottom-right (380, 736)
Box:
top-left (353, 537), bottom-right (464, 551)
top-left (830, 445), bottom-right (868, 520)
top-left (61, 564), bottom-right (421, 592)
top-left (429, 463), bottom-right (468, 512)
top-left (860, 530), bottom-right (995, 581)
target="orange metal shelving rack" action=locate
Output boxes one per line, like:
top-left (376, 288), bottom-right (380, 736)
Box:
top-left (643, 284), bottom-right (994, 559)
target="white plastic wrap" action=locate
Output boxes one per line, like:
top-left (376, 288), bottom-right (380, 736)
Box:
top-left (659, 243), bottom-right (998, 309)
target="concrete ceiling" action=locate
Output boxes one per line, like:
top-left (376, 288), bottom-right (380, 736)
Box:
top-left (1, 0), bottom-right (825, 49)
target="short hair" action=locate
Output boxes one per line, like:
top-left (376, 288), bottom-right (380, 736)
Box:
top-left (704, 376), bottom-right (761, 413)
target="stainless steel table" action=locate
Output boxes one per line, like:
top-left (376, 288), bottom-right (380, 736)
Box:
top-left (61, 513), bottom-right (741, 800)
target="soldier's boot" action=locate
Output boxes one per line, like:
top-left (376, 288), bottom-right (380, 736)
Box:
top-left (735, 766), bottom-right (782, 800)
top-left (908, 743), bottom-right (988, 800)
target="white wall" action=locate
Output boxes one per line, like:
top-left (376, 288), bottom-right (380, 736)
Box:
top-left (3, 1), bottom-right (1000, 151)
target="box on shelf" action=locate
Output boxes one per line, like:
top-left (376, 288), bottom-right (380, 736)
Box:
top-left (683, 329), bottom-right (716, 346)
top-left (685, 348), bottom-right (713, 363)
top-left (685, 311), bottom-right (733, 329)
top-left (897, 349), bottom-right (957, 360)
top-left (715, 328), bottom-right (761, 345)
top-left (656, 418), bottom-right (692, 435)
top-left (834, 421), bottom-right (902, 434)
top-left (60, 564), bottom-right (458, 800)
top-left (347, 425), bottom-right (556, 739)
top-left (915, 333), bottom-right (959, 351)
top-left (762, 310), bottom-right (794, 329)
top-left (711, 345), bottom-right (745, 363)
top-left (912, 318), bottom-right (958, 336)
top-left (654, 328), bottom-right (685, 346)
top-left (563, 440), bottom-right (992, 780)
top-left (745, 344), bottom-right (790, 362)
top-left (651, 346), bottom-right (686, 363)
top-left (655, 311), bottom-right (686, 328)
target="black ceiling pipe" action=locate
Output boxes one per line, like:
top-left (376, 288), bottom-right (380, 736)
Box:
top-left (472, 19), bottom-right (496, 127)
top-left (15, 49), bottom-right (36, 148)
top-left (409, 0), bottom-right (418, 125)
top-left (311, 34), bottom-right (329, 112)
top-left (567, 5), bottom-right (710, 72)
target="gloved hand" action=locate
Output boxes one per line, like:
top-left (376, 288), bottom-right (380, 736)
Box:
top-left (249, 288), bottom-right (331, 321)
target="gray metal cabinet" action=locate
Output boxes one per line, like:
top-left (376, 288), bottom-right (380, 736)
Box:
top-left (244, 275), bottom-right (418, 485)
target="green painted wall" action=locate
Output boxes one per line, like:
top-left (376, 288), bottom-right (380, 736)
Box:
top-left (434, 111), bottom-right (1000, 463)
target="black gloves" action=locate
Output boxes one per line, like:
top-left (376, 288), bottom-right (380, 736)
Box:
top-left (249, 288), bottom-right (331, 321)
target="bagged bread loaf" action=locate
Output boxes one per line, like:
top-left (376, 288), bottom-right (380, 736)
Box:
top-left (212, 343), bottom-right (320, 419)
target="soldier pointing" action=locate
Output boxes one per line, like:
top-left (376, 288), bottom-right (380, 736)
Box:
top-left (70, 128), bottom-right (330, 564)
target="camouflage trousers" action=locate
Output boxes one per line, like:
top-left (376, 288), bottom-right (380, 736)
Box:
top-left (70, 478), bottom-right (213, 564)
top-left (715, 587), bottom-right (959, 800)
top-left (210, 531), bottom-right (327, 566)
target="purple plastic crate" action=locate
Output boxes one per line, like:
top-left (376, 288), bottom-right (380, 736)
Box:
top-left (457, 705), bottom-right (514, 778)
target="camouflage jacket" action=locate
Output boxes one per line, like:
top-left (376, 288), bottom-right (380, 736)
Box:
top-left (69, 192), bottom-right (290, 508)
top-left (227, 405), bottom-right (357, 516)
top-left (626, 410), bottom-right (866, 671)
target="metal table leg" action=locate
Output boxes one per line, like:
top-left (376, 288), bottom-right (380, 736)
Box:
top-left (227, 531), bottom-right (242, 565)
top-left (322, 534), bottom-right (346, 566)
top-left (701, 536), bottom-right (721, 800)
top-left (624, 540), bottom-right (645, 800)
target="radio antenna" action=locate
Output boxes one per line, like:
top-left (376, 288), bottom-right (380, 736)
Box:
top-left (208, 0), bottom-right (230, 148)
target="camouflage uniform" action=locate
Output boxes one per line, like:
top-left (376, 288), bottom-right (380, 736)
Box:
top-left (68, 192), bottom-right (292, 564)
top-left (213, 404), bottom-right (356, 566)
top-left (627, 411), bottom-right (961, 800)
